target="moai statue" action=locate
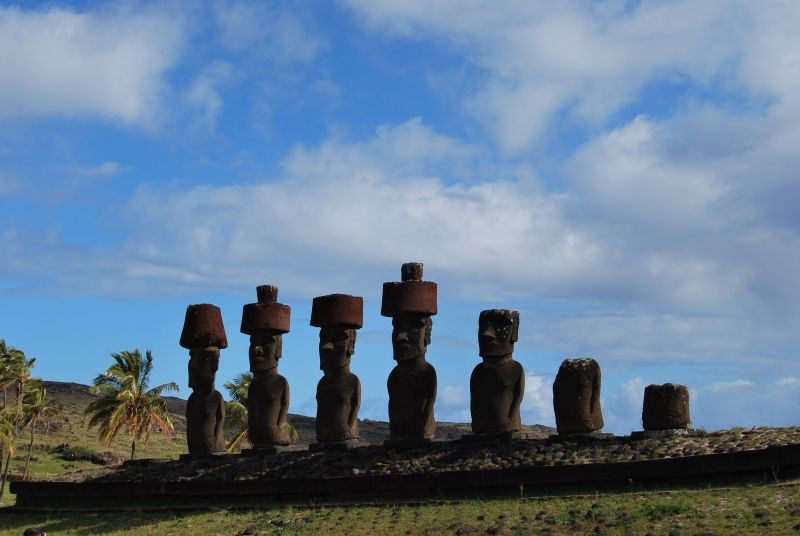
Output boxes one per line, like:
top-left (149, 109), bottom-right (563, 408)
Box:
top-left (180, 303), bottom-right (227, 457)
top-left (642, 383), bottom-right (691, 431)
top-left (552, 358), bottom-right (604, 436)
top-left (310, 294), bottom-right (364, 450)
top-left (381, 262), bottom-right (438, 447)
top-left (469, 309), bottom-right (525, 439)
top-left (240, 284), bottom-right (292, 453)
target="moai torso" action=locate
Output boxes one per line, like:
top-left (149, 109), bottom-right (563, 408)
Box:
top-left (186, 388), bottom-right (226, 455)
top-left (553, 358), bottom-right (604, 434)
top-left (248, 373), bottom-right (290, 446)
top-left (470, 358), bottom-right (524, 434)
top-left (316, 372), bottom-right (360, 442)
top-left (245, 326), bottom-right (291, 448)
top-left (388, 359), bottom-right (436, 439)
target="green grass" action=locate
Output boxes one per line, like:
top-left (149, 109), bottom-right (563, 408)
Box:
top-left (1, 480), bottom-right (799, 535)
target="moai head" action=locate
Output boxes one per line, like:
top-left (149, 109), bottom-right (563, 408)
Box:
top-left (180, 303), bottom-right (227, 390)
top-left (241, 284), bottom-right (291, 374)
top-left (642, 383), bottom-right (691, 430)
top-left (187, 347), bottom-right (220, 390)
top-left (478, 309), bottom-right (519, 361)
top-left (310, 294), bottom-right (363, 375)
top-left (381, 262), bottom-right (437, 362)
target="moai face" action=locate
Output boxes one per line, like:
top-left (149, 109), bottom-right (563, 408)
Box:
top-left (188, 346), bottom-right (220, 390)
top-left (391, 313), bottom-right (432, 362)
top-left (478, 310), bottom-right (519, 360)
top-left (249, 330), bottom-right (282, 373)
top-left (319, 326), bottom-right (356, 374)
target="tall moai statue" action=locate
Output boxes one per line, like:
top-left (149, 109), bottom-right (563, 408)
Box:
top-left (469, 309), bottom-right (525, 438)
top-left (240, 284), bottom-right (292, 452)
top-left (552, 358), bottom-right (604, 435)
top-left (310, 293), bottom-right (364, 450)
top-left (381, 262), bottom-right (438, 447)
top-left (642, 383), bottom-right (691, 432)
top-left (180, 303), bottom-right (227, 457)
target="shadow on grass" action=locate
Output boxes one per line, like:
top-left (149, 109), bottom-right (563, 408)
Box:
top-left (0, 509), bottom-right (191, 535)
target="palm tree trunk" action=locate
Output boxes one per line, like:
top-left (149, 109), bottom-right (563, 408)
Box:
top-left (23, 416), bottom-right (36, 480)
top-left (0, 449), bottom-right (11, 505)
top-left (130, 438), bottom-right (136, 460)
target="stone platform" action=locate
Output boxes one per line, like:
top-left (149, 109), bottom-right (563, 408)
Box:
top-left (10, 430), bottom-right (800, 510)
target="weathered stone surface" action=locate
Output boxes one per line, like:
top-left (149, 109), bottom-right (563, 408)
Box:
top-left (310, 294), bottom-right (363, 328)
top-left (642, 383), bottom-right (691, 430)
top-left (186, 346), bottom-right (226, 456)
top-left (180, 303), bottom-right (228, 349)
top-left (242, 285), bottom-right (292, 449)
top-left (382, 262), bottom-right (438, 444)
top-left (381, 262), bottom-right (437, 317)
top-left (240, 284), bottom-right (291, 334)
top-left (470, 309), bottom-right (524, 435)
top-left (553, 358), bottom-right (604, 435)
top-left (312, 295), bottom-right (363, 445)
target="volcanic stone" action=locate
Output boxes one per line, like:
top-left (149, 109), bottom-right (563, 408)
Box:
top-left (642, 383), bottom-right (691, 430)
top-left (553, 358), bottom-right (604, 435)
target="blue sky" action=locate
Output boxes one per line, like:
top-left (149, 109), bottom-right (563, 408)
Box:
top-left (1, 0), bottom-right (799, 434)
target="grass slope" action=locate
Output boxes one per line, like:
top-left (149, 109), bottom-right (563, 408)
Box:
top-left (2, 480), bottom-right (799, 535)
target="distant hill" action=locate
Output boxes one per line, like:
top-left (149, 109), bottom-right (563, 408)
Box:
top-left (42, 380), bottom-right (554, 447)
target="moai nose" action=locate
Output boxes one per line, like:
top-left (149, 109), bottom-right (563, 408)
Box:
top-left (480, 326), bottom-right (496, 341)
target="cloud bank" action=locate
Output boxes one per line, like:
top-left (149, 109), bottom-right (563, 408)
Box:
top-left (0, 5), bottom-right (185, 126)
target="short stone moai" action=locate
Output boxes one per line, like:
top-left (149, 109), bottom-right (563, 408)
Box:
top-left (639, 383), bottom-right (691, 437)
top-left (240, 284), bottom-right (293, 453)
top-left (381, 262), bottom-right (438, 447)
top-left (469, 309), bottom-right (525, 440)
top-left (552, 358), bottom-right (605, 436)
top-left (310, 293), bottom-right (364, 450)
top-left (180, 303), bottom-right (228, 458)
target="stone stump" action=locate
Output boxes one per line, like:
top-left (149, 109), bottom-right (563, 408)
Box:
top-left (642, 383), bottom-right (691, 430)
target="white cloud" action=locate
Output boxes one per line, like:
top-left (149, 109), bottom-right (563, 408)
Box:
top-left (440, 384), bottom-right (467, 407)
top-left (343, 1), bottom-right (800, 153)
top-left (603, 377), bottom-right (647, 435)
top-left (705, 380), bottom-right (754, 394)
top-left (521, 372), bottom-right (554, 426)
top-left (185, 60), bottom-right (236, 131)
top-left (777, 377), bottom-right (800, 386)
top-left (66, 161), bottom-right (126, 178)
top-left (214, 1), bottom-right (323, 63)
top-left (0, 5), bottom-right (185, 126)
top-left (693, 377), bottom-right (800, 430)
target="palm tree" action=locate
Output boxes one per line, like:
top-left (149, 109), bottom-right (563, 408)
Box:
top-left (20, 380), bottom-right (60, 479)
top-left (0, 411), bottom-right (13, 460)
top-left (0, 340), bottom-right (27, 409)
top-left (224, 372), bottom-right (251, 452)
top-left (85, 349), bottom-right (178, 460)
top-left (0, 347), bottom-right (35, 504)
